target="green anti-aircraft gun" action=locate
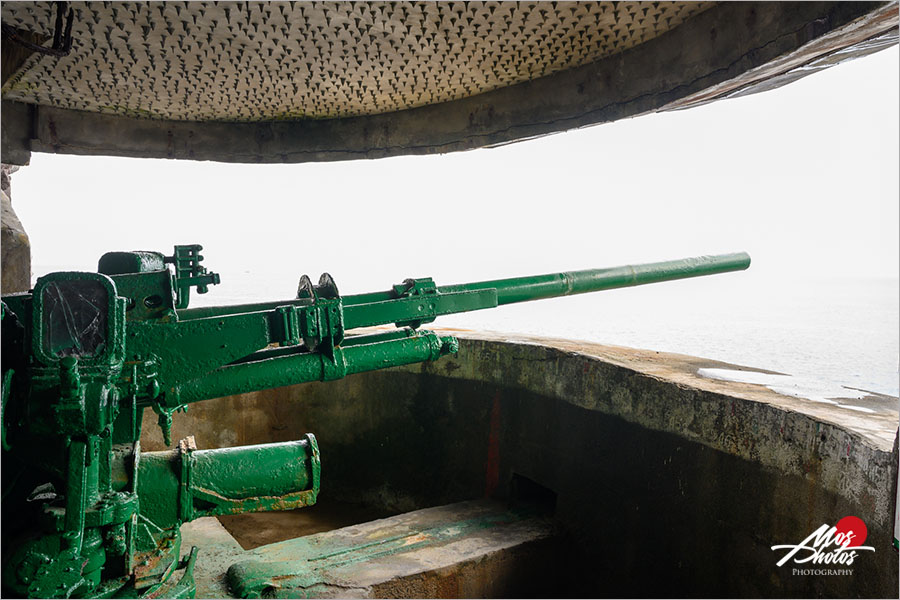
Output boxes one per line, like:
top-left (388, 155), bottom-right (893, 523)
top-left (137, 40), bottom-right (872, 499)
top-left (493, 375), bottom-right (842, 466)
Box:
top-left (0, 244), bottom-right (749, 598)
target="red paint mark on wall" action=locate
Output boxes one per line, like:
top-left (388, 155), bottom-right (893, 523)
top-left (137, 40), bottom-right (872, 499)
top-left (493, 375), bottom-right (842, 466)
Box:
top-left (485, 391), bottom-right (501, 498)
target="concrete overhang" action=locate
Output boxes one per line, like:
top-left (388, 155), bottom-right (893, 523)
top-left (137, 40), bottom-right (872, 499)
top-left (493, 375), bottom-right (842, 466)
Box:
top-left (1, 1), bottom-right (897, 165)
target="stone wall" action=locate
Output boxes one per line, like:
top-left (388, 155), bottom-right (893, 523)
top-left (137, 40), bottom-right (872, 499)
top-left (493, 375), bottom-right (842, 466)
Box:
top-left (1, 164), bottom-right (31, 293)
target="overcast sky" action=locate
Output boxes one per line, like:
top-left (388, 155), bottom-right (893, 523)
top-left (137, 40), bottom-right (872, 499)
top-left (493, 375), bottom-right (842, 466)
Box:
top-left (9, 45), bottom-right (898, 299)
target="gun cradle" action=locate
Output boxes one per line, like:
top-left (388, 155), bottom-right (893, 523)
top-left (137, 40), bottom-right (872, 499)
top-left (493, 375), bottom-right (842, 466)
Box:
top-left (0, 244), bottom-right (749, 598)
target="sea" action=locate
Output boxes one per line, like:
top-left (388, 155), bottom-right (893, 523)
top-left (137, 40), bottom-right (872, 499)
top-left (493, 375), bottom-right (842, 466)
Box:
top-left (30, 263), bottom-right (899, 414)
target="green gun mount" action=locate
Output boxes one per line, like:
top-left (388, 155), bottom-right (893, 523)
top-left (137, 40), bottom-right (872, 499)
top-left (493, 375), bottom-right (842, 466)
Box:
top-left (0, 244), bottom-right (750, 598)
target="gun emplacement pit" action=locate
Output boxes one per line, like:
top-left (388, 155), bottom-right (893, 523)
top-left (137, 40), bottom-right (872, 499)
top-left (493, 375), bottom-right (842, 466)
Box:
top-left (141, 331), bottom-right (899, 598)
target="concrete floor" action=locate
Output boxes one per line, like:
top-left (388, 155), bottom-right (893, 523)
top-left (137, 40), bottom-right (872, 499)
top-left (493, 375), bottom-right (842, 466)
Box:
top-left (184, 500), bottom-right (559, 598)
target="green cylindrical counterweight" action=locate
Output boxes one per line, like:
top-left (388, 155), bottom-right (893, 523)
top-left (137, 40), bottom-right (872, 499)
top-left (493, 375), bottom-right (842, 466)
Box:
top-left (175, 330), bottom-right (457, 405)
top-left (190, 441), bottom-right (314, 501)
top-left (138, 434), bottom-right (320, 529)
top-left (437, 252), bottom-right (751, 305)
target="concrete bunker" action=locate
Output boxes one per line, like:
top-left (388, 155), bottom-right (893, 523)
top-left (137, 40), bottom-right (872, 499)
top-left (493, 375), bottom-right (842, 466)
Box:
top-left (2, 2), bottom-right (897, 597)
top-left (140, 332), bottom-right (899, 598)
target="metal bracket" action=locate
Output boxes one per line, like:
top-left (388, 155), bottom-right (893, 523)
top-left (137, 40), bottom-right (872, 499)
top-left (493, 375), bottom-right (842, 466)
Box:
top-left (392, 277), bottom-right (437, 297)
top-left (272, 306), bottom-right (301, 347)
top-left (152, 404), bottom-right (174, 447)
top-left (164, 245), bottom-right (220, 310)
top-left (296, 273), bottom-right (344, 357)
top-left (1, 2), bottom-right (74, 57)
top-left (54, 357), bottom-right (85, 435)
top-left (177, 436), bottom-right (196, 523)
top-left (391, 277), bottom-right (439, 329)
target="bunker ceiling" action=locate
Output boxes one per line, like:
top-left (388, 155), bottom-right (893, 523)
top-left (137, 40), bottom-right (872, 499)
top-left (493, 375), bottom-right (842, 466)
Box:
top-left (1, 1), bottom-right (897, 165)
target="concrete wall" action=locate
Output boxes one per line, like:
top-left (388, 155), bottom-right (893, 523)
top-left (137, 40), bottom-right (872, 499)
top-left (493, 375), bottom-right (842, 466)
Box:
top-left (142, 333), bottom-right (899, 598)
top-left (0, 165), bottom-right (30, 293)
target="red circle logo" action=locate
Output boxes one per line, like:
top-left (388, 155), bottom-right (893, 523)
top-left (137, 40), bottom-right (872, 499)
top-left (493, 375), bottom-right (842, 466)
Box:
top-left (834, 515), bottom-right (867, 547)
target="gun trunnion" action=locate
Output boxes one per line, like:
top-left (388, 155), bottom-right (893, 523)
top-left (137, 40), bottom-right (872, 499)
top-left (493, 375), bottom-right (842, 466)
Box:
top-left (0, 245), bottom-right (749, 598)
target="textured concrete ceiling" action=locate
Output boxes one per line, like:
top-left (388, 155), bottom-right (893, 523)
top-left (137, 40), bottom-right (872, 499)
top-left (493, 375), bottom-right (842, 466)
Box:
top-left (1, 1), bottom-right (712, 121)
top-left (1, 1), bottom-right (897, 165)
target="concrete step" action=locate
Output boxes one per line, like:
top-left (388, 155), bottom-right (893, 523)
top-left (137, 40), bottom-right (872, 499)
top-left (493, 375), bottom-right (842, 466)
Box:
top-left (223, 499), bottom-right (559, 598)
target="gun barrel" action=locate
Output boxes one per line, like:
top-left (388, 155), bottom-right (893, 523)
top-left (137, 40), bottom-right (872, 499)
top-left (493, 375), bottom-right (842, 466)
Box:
top-left (437, 252), bottom-right (750, 306)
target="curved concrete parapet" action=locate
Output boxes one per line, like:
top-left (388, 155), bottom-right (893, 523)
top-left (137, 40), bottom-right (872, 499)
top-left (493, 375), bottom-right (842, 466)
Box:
top-left (417, 331), bottom-right (899, 597)
top-left (142, 331), bottom-right (899, 597)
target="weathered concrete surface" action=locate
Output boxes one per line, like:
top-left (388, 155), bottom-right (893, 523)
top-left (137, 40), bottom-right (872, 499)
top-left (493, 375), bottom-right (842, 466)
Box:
top-left (0, 165), bottom-right (30, 293)
top-left (144, 331), bottom-right (899, 597)
top-left (184, 504), bottom-right (558, 599)
top-left (440, 331), bottom-right (899, 451)
top-left (2, 2), bottom-right (896, 164)
top-left (222, 500), bottom-right (559, 598)
top-left (217, 500), bottom-right (398, 550)
top-left (180, 518), bottom-right (246, 599)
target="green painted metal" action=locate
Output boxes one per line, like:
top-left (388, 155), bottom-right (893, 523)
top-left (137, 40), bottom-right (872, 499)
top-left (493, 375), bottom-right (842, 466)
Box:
top-left (98, 251), bottom-right (166, 276)
top-left (437, 252), bottom-right (752, 305)
top-left (0, 244), bottom-right (749, 598)
top-left (138, 435), bottom-right (320, 530)
top-left (165, 245), bottom-right (221, 309)
top-left (174, 331), bottom-right (458, 405)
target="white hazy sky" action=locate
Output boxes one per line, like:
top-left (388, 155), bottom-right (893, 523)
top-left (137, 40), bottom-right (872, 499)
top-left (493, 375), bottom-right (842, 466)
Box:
top-left (8, 45), bottom-right (899, 296)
